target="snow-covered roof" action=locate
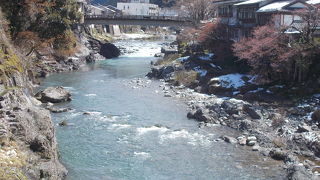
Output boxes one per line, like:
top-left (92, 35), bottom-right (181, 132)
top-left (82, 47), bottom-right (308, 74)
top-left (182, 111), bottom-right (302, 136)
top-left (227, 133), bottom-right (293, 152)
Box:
top-left (257, 1), bottom-right (291, 12)
top-left (212, 0), bottom-right (245, 5)
top-left (306, 0), bottom-right (320, 4)
top-left (234, 0), bottom-right (266, 6)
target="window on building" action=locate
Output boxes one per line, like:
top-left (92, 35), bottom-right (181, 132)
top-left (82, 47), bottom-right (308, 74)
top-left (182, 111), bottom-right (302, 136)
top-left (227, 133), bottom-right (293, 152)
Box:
top-left (218, 5), bottom-right (232, 17)
top-left (238, 7), bottom-right (256, 19)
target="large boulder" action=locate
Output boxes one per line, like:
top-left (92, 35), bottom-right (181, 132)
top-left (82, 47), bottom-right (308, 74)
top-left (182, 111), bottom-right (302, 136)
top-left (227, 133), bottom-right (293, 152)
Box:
top-left (147, 65), bottom-right (175, 80)
top-left (160, 66), bottom-right (175, 80)
top-left (99, 43), bottom-right (120, 59)
top-left (36, 87), bottom-right (71, 103)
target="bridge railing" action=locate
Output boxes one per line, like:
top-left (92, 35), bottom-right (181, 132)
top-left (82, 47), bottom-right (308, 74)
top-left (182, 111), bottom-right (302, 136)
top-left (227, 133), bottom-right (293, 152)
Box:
top-left (84, 14), bottom-right (192, 22)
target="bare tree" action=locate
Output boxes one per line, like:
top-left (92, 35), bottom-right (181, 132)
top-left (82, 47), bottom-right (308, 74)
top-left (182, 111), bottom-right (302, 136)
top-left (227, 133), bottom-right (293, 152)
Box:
top-left (176, 0), bottom-right (214, 23)
top-left (290, 5), bottom-right (320, 44)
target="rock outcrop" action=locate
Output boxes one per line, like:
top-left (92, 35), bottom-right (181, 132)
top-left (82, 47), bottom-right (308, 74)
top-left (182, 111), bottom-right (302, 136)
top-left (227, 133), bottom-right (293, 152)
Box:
top-left (100, 43), bottom-right (121, 59)
top-left (86, 36), bottom-right (120, 60)
top-left (0, 14), bottom-right (66, 179)
top-left (0, 72), bottom-right (67, 179)
top-left (36, 86), bottom-right (71, 103)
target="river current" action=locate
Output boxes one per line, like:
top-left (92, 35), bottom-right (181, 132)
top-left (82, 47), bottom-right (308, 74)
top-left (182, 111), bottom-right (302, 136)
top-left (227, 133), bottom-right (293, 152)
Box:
top-left (40, 40), bottom-right (285, 180)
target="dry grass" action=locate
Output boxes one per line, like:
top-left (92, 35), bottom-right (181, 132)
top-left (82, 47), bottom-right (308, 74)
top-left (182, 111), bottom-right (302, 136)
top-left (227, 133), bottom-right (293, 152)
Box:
top-left (54, 30), bottom-right (78, 56)
top-left (271, 110), bottom-right (286, 129)
top-left (173, 70), bottom-right (198, 86)
top-left (0, 141), bottom-right (27, 180)
top-left (0, 48), bottom-right (23, 74)
top-left (272, 137), bottom-right (287, 148)
top-left (155, 54), bottom-right (180, 66)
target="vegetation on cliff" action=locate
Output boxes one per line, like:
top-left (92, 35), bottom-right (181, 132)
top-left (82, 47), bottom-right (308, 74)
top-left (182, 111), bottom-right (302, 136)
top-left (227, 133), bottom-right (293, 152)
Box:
top-left (0, 0), bottom-right (81, 56)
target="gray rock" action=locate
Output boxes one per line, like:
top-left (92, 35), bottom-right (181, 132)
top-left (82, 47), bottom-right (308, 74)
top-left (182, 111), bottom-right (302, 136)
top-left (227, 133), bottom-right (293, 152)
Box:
top-left (161, 66), bottom-right (175, 80)
top-left (36, 87), bottom-right (71, 103)
top-left (247, 136), bottom-right (257, 141)
top-left (221, 101), bottom-right (239, 115)
top-left (221, 136), bottom-right (238, 144)
top-left (58, 120), bottom-right (68, 126)
top-left (269, 149), bottom-right (287, 160)
top-left (99, 43), bottom-right (120, 59)
top-left (311, 109), bottom-right (320, 123)
top-left (154, 53), bottom-right (165, 57)
top-left (252, 145), bottom-right (260, 151)
top-left (187, 111), bottom-right (195, 119)
top-left (242, 104), bottom-right (261, 119)
top-left (287, 164), bottom-right (316, 180)
top-left (296, 123), bottom-right (312, 133)
top-left (47, 107), bottom-right (72, 113)
top-left (247, 140), bottom-right (256, 146)
top-left (238, 137), bottom-right (247, 146)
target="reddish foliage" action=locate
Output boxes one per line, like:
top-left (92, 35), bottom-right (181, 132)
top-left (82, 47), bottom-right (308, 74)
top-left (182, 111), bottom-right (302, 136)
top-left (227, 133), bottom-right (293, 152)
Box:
top-left (198, 21), bottom-right (228, 44)
top-left (233, 20), bottom-right (320, 84)
top-left (198, 21), bottom-right (234, 62)
top-left (233, 24), bottom-right (294, 83)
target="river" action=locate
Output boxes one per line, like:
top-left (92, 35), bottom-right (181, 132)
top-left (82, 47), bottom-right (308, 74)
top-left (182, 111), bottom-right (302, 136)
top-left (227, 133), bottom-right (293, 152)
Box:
top-left (39, 40), bottom-right (285, 180)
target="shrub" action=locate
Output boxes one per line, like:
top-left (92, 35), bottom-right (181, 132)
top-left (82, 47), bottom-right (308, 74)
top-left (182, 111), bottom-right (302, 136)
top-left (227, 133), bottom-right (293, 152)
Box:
top-left (53, 30), bottom-right (77, 56)
top-left (0, 47), bottom-right (23, 74)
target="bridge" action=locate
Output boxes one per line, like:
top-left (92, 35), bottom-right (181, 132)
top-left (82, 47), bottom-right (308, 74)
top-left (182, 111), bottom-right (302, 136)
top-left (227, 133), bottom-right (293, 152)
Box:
top-left (84, 15), bottom-right (194, 27)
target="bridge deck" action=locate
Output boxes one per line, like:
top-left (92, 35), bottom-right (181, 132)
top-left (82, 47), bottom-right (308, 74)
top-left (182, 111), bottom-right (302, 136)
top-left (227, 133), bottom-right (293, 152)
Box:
top-left (84, 15), bottom-right (194, 27)
top-left (85, 15), bottom-right (192, 22)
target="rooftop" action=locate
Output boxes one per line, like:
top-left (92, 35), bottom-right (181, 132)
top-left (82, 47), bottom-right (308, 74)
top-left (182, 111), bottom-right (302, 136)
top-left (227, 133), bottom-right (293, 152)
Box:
top-left (234, 0), bottom-right (266, 6)
top-left (212, 0), bottom-right (245, 5)
top-left (257, 1), bottom-right (292, 12)
top-left (306, 0), bottom-right (320, 4)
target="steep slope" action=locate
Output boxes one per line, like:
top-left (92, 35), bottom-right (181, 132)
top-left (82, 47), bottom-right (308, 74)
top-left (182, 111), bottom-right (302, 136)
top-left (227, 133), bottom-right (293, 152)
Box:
top-left (0, 12), bottom-right (67, 179)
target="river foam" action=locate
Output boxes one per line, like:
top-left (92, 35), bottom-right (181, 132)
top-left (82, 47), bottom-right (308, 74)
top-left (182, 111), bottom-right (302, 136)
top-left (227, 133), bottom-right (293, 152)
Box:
top-left (108, 124), bottom-right (132, 131)
top-left (159, 129), bottom-right (212, 146)
top-left (134, 152), bottom-right (151, 160)
top-left (84, 94), bottom-right (97, 97)
top-left (136, 126), bottom-right (169, 135)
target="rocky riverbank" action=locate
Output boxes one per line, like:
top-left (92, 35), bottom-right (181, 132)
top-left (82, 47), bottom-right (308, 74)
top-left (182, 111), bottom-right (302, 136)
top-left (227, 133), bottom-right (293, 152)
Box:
top-left (0, 21), bottom-right (121, 179)
top-left (147, 53), bottom-right (320, 179)
top-left (34, 27), bottom-right (120, 78)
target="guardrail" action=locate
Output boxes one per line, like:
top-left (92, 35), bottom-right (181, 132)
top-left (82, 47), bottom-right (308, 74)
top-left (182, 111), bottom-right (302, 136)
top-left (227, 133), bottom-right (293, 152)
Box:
top-left (84, 14), bottom-right (192, 22)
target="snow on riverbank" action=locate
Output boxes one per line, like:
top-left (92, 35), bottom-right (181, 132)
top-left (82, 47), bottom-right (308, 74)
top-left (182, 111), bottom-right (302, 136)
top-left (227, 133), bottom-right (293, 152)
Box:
top-left (211, 74), bottom-right (255, 89)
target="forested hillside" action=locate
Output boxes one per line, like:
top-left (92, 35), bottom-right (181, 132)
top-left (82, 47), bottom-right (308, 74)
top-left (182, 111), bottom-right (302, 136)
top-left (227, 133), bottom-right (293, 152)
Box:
top-left (0, 0), bottom-right (81, 57)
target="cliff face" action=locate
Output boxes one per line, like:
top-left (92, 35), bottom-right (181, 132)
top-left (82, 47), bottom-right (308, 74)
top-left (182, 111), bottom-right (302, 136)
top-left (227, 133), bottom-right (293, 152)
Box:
top-left (0, 14), bottom-right (67, 180)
